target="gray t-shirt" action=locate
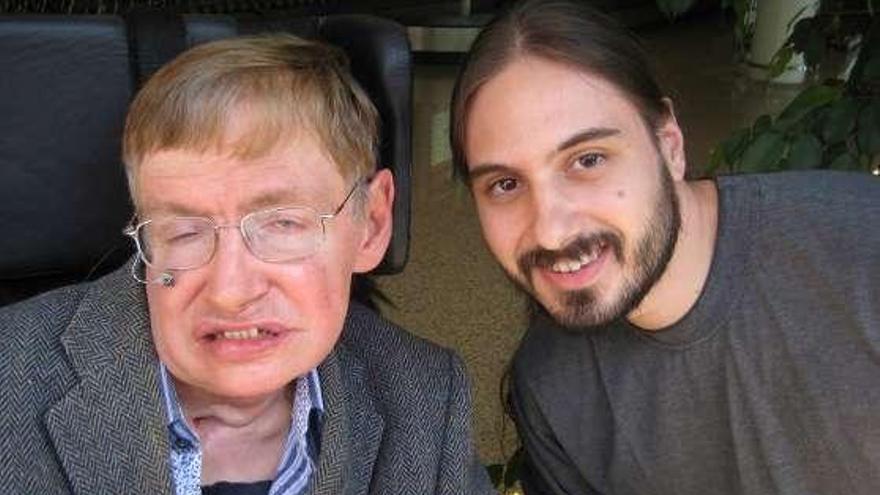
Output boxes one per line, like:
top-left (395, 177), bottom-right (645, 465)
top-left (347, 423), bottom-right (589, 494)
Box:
top-left (511, 171), bottom-right (880, 495)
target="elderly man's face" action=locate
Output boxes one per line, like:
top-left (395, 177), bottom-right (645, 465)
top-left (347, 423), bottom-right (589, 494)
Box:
top-left (136, 125), bottom-right (391, 402)
top-left (464, 56), bottom-right (684, 328)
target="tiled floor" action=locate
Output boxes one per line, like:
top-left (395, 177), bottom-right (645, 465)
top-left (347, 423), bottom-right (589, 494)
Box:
top-left (374, 13), bottom-right (801, 463)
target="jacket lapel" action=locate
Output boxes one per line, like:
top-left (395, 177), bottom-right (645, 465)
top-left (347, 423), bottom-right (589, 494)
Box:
top-left (43, 264), bottom-right (173, 494)
top-left (42, 264), bottom-right (384, 494)
top-left (309, 336), bottom-right (384, 495)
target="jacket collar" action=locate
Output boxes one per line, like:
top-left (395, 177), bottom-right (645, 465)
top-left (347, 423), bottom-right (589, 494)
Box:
top-left (44, 261), bottom-right (384, 495)
top-left (308, 305), bottom-right (385, 495)
top-left (44, 261), bottom-right (173, 494)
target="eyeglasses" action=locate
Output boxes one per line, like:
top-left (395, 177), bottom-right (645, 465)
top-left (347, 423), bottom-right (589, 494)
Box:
top-left (125, 180), bottom-right (363, 272)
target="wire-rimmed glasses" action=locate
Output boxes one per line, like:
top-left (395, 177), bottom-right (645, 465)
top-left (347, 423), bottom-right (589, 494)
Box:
top-left (125, 180), bottom-right (363, 272)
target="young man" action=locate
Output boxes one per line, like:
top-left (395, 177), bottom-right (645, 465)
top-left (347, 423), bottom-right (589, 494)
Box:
top-left (0, 35), bottom-right (493, 494)
top-left (451, 1), bottom-right (880, 493)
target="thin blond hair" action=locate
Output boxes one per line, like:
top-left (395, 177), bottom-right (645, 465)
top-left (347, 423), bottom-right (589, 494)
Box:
top-left (123, 34), bottom-right (379, 207)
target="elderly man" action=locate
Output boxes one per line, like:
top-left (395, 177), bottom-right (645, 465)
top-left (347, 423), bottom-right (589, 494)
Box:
top-left (0, 34), bottom-right (492, 494)
top-left (451, 0), bottom-right (880, 494)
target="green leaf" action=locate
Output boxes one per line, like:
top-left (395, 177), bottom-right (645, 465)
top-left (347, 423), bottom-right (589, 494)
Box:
top-left (740, 132), bottom-right (787, 171)
top-left (822, 98), bottom-right (859, 144)
top-left (828, 152), bottom-right (860, 170)
top-left (655, 0), bottom-right (698, 18)
top-left (775, 85), bottom-right (841, 131)
top-left (721, 127), bottom-right (752, 165)
top-left (753, 114), bottom-right (773, 134)
top-left (768, 45), bottom-right (795, 79)
top-left (787, 134), bottom-right (824, 170)
top-left (708, 146), bottom-right (726, 173)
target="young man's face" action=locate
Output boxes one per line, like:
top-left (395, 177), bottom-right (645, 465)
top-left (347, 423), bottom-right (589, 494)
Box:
top-left (136, 119), bottom-right (392, 402)
top-left (464, 56), bottom-right (684, 328)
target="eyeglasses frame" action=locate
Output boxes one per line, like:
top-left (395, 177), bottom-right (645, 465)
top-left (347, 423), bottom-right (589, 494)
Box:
top-left (124, 178), bottom-right (365, 271)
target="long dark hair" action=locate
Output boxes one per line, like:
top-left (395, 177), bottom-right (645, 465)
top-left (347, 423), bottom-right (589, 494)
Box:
top-left (450, 0), bottom-right (669, 182)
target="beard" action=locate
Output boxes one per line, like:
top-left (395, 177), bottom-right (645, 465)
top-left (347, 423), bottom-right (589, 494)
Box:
top-left (511, 160), bottom-right (681, 330)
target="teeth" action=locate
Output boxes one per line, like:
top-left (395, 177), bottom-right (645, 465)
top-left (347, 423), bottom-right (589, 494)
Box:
top-left (551, 245), bottom-right (604, 273)
top-left (579, 248), bottom-right (599, 265)
top-left (552, 258), bottom-right (583, 273)
top-left (219, 327), bottom-right (263, 340)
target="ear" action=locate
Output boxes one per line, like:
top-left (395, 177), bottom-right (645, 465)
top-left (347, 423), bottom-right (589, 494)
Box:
top-left (353, 168), bottom-right (395, 273)
top-left (655, 97), bottom-right (687, 181)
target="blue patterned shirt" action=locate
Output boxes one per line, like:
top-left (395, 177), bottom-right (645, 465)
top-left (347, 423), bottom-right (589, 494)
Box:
top-left (158, 365), bottom-right (324, 495)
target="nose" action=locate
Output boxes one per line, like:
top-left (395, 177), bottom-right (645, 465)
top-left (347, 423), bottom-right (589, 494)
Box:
top-left (529, 180), bottom-right (581, 251)
top-left (203, 227), bottom-right (269, 314)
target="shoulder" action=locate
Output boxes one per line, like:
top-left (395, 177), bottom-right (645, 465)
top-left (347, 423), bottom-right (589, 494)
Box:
top-left (0, 284), bottom-right (87, 360)
top-left (0, 267), bottom-right (143, 401)
top-left (715, 171), bottom-right (878, 308)
top-left (719, 171), bottom-right (879, 223)
top-left (0, 284), bottom-right (86, 437)
top-left (718, 171), bottom-right (880, 250)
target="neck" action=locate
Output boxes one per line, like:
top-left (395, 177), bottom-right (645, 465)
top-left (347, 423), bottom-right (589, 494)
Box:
top-left (174, 379), bottom-right (294, 484)
top-left (175, 381), bottom-right (293, 433)
top-left (627, 179), bottom-right (718, 331)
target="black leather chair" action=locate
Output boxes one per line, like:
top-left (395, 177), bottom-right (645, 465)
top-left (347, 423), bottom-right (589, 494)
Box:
top-left (0, 12), bottom-right (411, 307)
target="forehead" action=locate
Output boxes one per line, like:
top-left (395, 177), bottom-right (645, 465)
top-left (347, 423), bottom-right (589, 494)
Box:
top-left (464, 56), bottom-right (648, 167)
top-left (136, 132), bottom-right (346, 217)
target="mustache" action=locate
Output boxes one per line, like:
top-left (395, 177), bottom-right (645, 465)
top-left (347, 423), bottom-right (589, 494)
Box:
top-left (517, 232), bottom-right (623, 277)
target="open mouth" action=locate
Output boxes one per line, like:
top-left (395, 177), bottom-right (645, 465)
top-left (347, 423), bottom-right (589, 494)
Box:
top-left (197, 321), bottom-right (289, 344)
top-left (196, 323), bottom-right (291, 359)
top-left (207, 327), bottom-right (280, 341)
top-left (548, 239), bottom-right (606, 274)
top-left (533, 240), bottom-right (612, 292)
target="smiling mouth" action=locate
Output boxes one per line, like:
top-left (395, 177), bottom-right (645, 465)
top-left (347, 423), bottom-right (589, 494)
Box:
top-left (206, 327), bottom-right (280, 342)
top-left (548, 240), bottom-right (607, 274)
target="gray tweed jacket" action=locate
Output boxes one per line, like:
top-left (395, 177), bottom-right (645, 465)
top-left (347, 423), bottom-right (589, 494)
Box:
top-left (0, 263), bottom-right (495, 494)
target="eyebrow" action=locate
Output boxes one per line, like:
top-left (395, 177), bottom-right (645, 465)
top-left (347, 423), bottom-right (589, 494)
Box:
top-left (144, 189), bottom-right (315, 219)
top-left (467, 127), bottom-right (621, 182)
top-left (556, 127), bottom-right (621, 152)
top-left (467, 163), bottom-right (517, 183)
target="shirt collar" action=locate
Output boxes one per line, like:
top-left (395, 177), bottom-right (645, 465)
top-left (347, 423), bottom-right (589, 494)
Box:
top-left (158, 363), bottom-right (325, 453)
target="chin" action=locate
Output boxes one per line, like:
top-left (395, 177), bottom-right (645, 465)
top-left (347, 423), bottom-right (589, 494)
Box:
top-left (214, 381), bottom-right (290, 402)
top-left (213, 368), bottom-right (300, 398)
top-left (536, 289), bottom-right (624, 330)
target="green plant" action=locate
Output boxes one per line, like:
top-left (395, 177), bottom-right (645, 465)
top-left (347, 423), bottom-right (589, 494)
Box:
top-left (709, 0), bottom-right (880, 175)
